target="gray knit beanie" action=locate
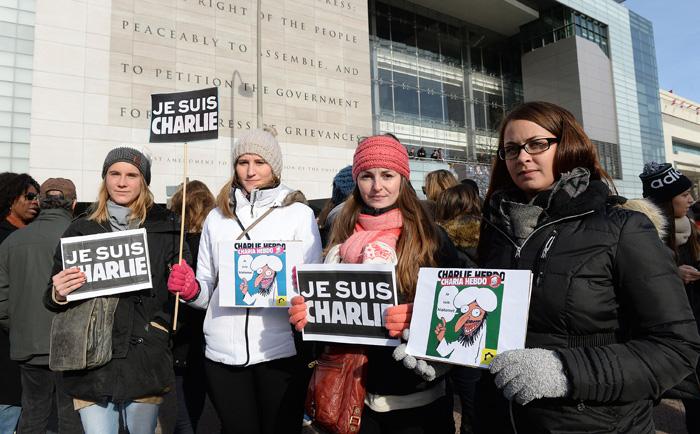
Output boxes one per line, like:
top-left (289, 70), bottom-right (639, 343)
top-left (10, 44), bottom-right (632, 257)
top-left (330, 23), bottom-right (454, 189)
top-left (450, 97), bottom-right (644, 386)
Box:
top-left (232, 127), bottom-right (283, 178)
top-left (102, 147), bottom-right (152, 185)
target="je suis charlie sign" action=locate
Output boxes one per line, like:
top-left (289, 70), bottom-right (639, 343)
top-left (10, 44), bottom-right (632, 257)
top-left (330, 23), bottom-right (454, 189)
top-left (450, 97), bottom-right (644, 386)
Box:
top-left (296, 263), bottom-right (400, 346)
top-left (150, 87), bottom-right (219, 143)
top-left (60, 229), bottom-right (153, 301)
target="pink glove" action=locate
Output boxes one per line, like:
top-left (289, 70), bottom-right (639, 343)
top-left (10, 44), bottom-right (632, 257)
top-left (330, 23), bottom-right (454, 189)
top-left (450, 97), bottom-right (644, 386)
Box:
top-left (167, 261), bottom-right (199, 301)
top-left (385, 303), bottom-right (413, 338)
top-left (288, 295), bottom-right (308, 331)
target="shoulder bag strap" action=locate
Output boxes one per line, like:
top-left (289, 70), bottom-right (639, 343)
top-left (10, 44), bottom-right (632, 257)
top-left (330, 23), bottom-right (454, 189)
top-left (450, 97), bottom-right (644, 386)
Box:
top-left (235, 207), bottom-right (277, 241)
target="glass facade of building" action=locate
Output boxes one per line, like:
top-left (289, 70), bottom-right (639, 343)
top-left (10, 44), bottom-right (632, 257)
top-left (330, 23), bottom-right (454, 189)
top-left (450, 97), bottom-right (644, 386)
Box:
top-left (520, 5), bottom-right (609, 56)
top-left (629, 10), bottom-right (664, 164)
top-left (0, 0), bottom-right (34, 172)
top-left (368, 0), bottom-right (523, 171)
top-left (558, 0), bottom-right (664, 196)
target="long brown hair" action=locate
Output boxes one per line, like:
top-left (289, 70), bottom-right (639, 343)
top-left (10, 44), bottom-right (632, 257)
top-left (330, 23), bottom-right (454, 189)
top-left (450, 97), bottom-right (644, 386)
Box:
top-left (424, 169), bottom-right (458, 202)
top-left (435, 183), bottom-right (482, 222)
top-left (169, 180), bottom-right (216, 233)
top-left (327, 178), bottom-right (439, 299)
top-left (88, 177), bottom-right (153, 225)
top-left (485, 101), bottom-right (615, 204)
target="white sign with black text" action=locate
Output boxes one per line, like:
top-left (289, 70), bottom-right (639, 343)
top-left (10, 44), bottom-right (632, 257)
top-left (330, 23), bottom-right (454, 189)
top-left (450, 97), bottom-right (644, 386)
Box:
top-left (61, 228), bottom-right (152, 301)
top-left (297, 263), bottom-right (400, 347)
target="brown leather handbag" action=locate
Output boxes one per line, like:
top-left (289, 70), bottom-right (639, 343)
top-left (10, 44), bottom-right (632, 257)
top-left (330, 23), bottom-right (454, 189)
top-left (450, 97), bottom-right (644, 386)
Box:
top-left (305, 345), bottom-right (369, 434)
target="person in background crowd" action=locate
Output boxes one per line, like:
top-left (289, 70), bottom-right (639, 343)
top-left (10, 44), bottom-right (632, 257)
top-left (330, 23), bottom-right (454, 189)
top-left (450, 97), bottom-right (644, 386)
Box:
top-left (46, 147), bottom-right (188, 434)
top-left (639, 163), bottom-right (695, 257)
top-left (459, 178), bottom-right (480, 198)
top-left (417, 147), bottom-right (426, 158)
top-left (167, 127), bottom-right (322, 434)
top-left (0, 172), bottom-right (37, 433)
top-left (0, 178), bottom-right (83, 434)
top-left (422, 169), bottom-right (458, 219)
top-left (430, 149), bottom-right (439, 159)
top-left (168, 180), bottom-right (216, 434)
top-left (692, 201), bottom-right (700, 229)
top-left (423, 170), bottom-right (458, 203)
top-left (639, 162), bottom-right (700, 433)
top-left (0, 173), bottom-right (40, 242)
top-left (407, 147), bottom-right (415, 158)
top-left (433, 182), bottom-right (482, 434)
top-left (289, 134), bottom-right (464, 434)
top-left (475, 101), bottom-right (700, 433)
top-left (317, 165), bottom-right (355, 247)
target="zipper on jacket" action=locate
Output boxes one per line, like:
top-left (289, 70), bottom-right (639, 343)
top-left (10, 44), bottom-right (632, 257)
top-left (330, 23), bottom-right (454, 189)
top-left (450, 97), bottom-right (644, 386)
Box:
top-left (534, 229), bottom-right (558, 287)
top-left (483, 210), bottom-right (594, 266)
top-left (249, 188), bottom-right (259, 217)
top-left (541, 232), bottom-right (557, 259)
top-left (307, 359), bottom-right (344, 369)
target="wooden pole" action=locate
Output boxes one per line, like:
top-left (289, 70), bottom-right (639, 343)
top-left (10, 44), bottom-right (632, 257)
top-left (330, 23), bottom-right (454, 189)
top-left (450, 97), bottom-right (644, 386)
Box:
top-left (173, 142), bottom-right (189, 331)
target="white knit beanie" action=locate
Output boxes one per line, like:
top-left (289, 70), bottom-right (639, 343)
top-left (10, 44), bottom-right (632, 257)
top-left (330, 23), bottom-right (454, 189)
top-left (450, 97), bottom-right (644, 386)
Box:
top-left (232, 126), bottom-right (283, 178)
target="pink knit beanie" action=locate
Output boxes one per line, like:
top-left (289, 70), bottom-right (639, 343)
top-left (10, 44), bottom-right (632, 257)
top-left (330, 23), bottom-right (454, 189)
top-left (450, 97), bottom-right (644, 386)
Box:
top-left (352, 135), bottom-right (410, 181)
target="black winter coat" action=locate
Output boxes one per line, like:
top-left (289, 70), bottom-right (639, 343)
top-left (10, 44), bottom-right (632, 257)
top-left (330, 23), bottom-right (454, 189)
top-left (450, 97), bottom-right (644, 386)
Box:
top-left (365, 226), bottom-right (465, 397)
top-left (475, 181), bottom-right (700, 434)
top-left (0, 218), bottom-right (21, 405)
top-left (44, 205), bottom-right (189, 403)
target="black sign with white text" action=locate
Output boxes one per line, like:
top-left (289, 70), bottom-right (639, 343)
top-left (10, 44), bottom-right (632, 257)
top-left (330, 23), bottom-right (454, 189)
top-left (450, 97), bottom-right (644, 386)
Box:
top-left (297, 263), bottom-right (399, 346)
top-left (61, 229), bottom-right (153, 301)
top-left (150, 87), bottom-right (219, 143)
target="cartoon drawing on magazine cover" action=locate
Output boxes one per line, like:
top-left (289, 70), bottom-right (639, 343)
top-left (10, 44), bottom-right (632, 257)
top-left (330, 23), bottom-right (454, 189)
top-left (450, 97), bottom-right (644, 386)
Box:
top-left (433, 285), bottom-right (498, 365)
top-left (238, 254), bottom-right (285, 306)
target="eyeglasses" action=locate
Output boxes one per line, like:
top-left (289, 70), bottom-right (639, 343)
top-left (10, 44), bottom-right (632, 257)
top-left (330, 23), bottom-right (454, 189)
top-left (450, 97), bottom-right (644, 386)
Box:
top-left (497, 137), bottom-right (558, 160)
top-left (24, 192), bottom-right (38, 201)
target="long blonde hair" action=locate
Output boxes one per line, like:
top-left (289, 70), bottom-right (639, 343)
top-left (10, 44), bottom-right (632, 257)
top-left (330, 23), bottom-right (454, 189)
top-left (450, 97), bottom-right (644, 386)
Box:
top-left (87, 177), bottom-right (154, 225)
top-left (327, 178), bottom-right (439, 300)
top-left (169, 180), bottom-right (216, 233)
top-left (424, 169), bottom-right (458, 202)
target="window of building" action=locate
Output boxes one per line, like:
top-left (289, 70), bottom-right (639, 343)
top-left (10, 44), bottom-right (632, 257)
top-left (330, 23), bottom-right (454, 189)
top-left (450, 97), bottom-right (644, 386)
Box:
top-left (594, 140), bottom-right (622, 180)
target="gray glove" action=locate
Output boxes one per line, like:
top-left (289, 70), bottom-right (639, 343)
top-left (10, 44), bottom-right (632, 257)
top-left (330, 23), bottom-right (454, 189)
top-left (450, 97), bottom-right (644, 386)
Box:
top-left (489, 348), bottom-right (569, 405)
top-left (392, 329), bottom-right (451, 382)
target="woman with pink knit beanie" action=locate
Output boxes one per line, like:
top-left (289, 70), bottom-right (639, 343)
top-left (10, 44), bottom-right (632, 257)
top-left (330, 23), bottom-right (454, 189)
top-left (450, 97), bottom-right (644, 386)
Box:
top-left (289, 134), bottom-right (464, 433)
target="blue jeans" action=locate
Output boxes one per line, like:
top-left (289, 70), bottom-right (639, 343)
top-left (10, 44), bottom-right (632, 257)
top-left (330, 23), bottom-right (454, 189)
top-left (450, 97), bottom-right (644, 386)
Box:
top-left (0, 404), bottom-right (21, 434)
top-left (78, 401), bottom-right (158, 434)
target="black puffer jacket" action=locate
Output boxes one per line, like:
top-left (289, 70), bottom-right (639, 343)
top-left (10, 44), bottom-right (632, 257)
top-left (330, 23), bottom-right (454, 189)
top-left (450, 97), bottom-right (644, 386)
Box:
top-left (45, 205), bottom-right (189, 403)
top-left (475, 176), bottom-right (700, 434)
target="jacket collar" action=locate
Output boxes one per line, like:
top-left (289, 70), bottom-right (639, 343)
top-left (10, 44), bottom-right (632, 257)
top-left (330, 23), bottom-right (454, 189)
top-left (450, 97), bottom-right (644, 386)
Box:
top-left (486, 168), bottom-right (609, 231)
top-left (33, 207), bottom-right (72, 222)
top-left (232, 184), bottom-right (292, 213)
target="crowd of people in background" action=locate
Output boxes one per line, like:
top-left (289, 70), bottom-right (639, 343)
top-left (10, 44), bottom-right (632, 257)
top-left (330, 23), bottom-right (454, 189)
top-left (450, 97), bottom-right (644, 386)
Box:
top-left (0, 100), bottom-right (699, 434)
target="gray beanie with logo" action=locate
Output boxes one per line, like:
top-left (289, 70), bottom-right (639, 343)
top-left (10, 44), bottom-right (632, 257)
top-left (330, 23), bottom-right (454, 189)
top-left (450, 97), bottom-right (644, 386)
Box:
top-left (232, 127), bottom-right (283, 178)
top-left (102, 147), bottom-right (152, 185)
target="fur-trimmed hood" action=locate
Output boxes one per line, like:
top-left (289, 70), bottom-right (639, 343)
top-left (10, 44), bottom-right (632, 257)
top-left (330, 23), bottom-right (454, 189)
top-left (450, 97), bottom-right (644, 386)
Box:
top-left (438, 216), bottom-right (480, 251)
top-left (612, 197), bottom-right (667, 241)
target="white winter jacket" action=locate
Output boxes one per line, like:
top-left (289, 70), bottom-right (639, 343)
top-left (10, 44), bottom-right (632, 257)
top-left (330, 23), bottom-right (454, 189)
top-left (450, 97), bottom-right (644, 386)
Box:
top-left (190, 184), bottom-right (322, 366)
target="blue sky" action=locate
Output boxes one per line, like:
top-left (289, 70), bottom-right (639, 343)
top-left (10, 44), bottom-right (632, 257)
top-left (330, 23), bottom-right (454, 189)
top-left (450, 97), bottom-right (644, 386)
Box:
top-left (624, 0), bottom-right (700, 102)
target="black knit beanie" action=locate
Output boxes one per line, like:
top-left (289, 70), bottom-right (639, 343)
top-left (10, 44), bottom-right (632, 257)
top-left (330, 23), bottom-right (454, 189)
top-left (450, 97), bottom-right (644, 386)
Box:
top-left (639, 162), bottom-right (692, 201)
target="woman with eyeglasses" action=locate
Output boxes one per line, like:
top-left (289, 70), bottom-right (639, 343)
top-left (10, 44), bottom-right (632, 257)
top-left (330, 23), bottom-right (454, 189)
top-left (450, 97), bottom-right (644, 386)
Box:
top-left (474, 101), bottom-right (700, 433)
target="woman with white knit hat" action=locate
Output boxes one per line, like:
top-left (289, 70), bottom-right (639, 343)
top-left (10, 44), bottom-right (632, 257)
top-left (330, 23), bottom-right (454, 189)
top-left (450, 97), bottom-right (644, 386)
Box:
top-left (168, 127), bottom-right (322, 434)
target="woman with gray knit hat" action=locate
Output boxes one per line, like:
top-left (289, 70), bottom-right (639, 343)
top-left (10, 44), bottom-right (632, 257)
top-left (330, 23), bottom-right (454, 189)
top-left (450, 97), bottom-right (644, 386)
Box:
top-left (168, 127), bottom-right (322, 434)
top-left (46, 146), bottom-right (189, 434)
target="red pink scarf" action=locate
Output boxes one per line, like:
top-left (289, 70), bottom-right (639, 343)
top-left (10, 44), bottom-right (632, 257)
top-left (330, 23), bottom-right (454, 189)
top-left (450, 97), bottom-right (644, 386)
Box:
top-left (339, 208), bottom-right (403, 264)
